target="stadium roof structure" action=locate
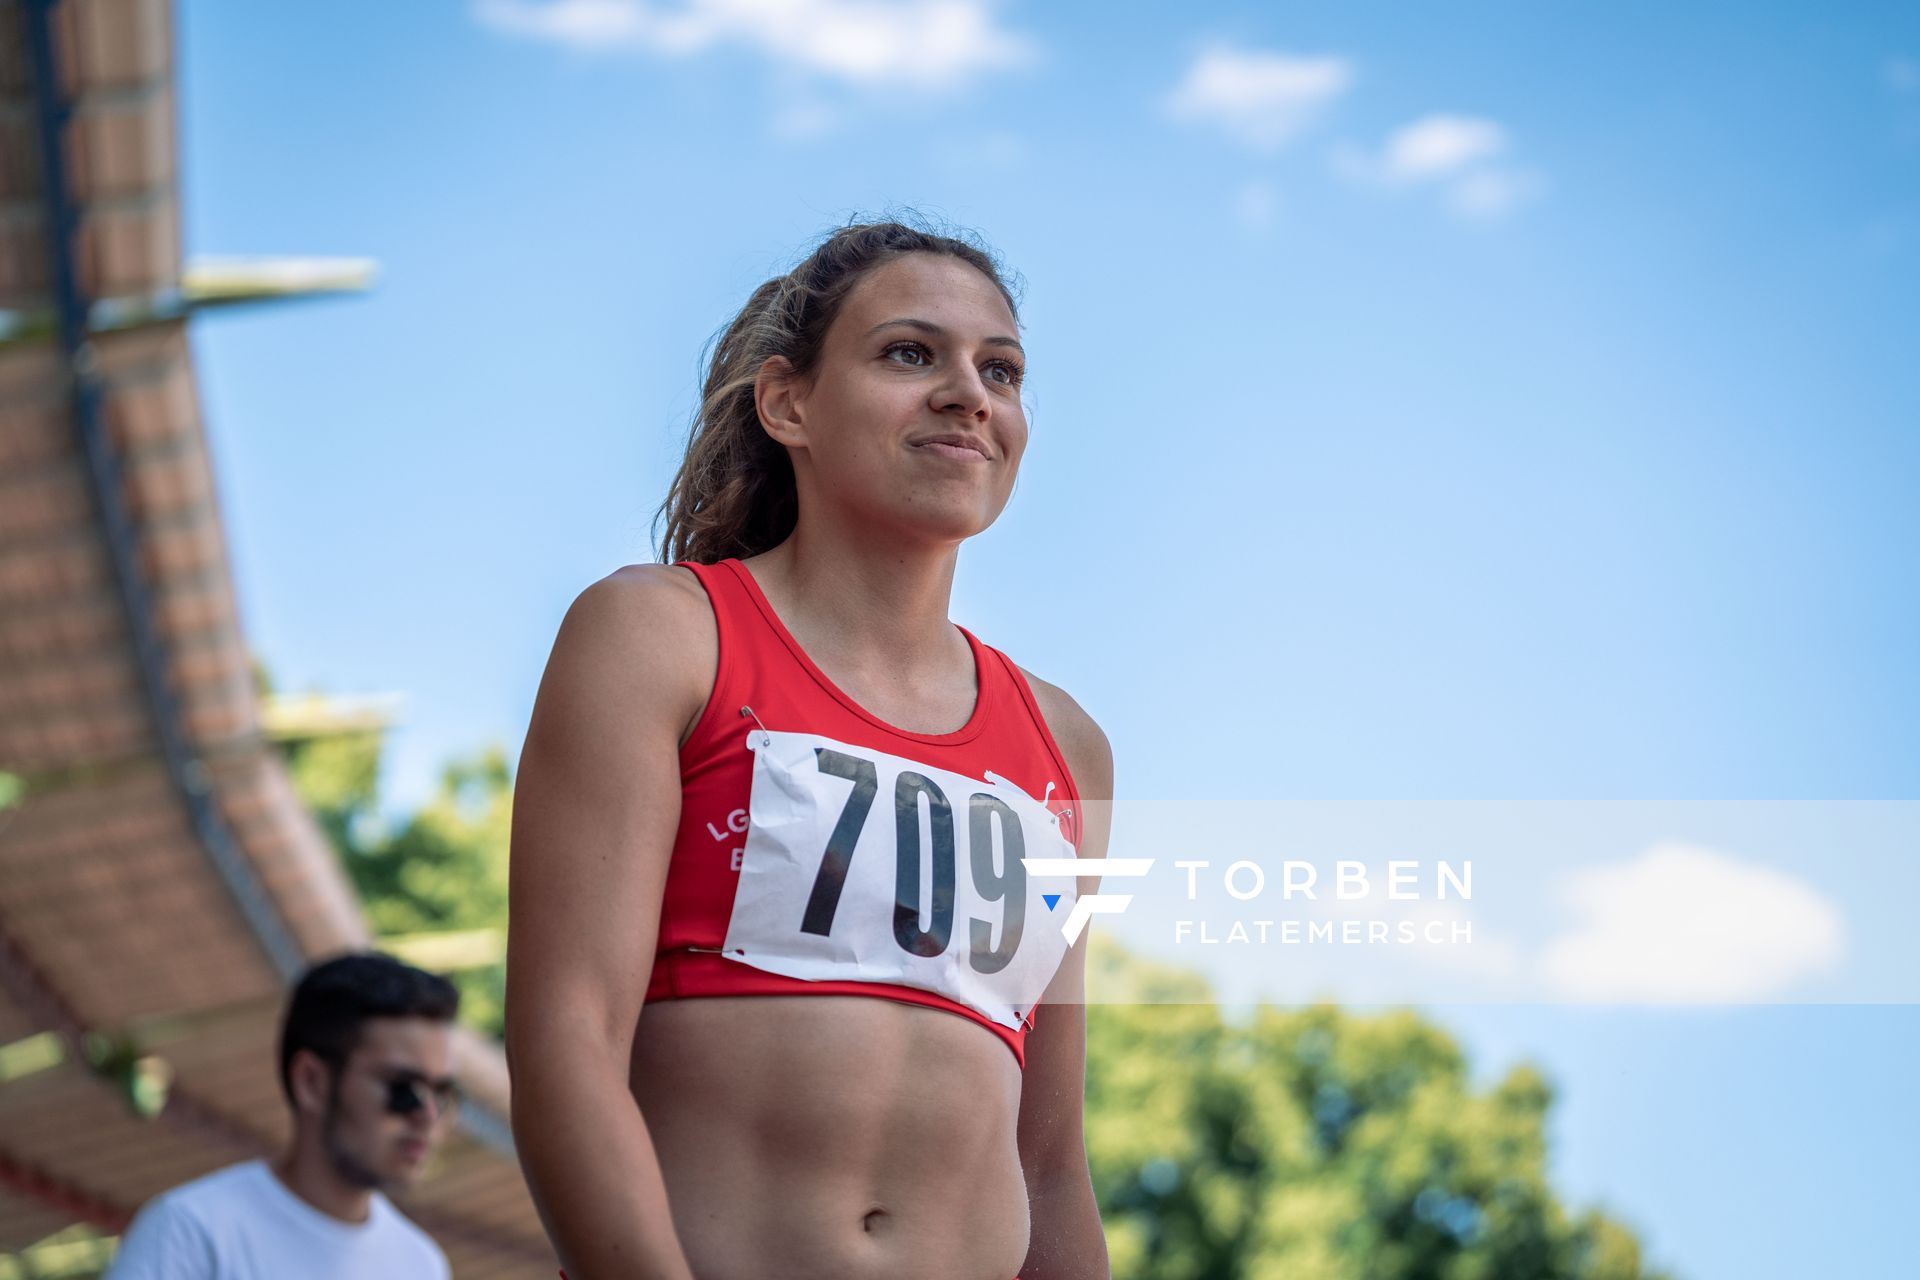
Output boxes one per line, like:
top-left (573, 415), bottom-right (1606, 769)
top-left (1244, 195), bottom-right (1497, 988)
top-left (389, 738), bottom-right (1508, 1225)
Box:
top-left (0, 2), bottom-right (554, 1273)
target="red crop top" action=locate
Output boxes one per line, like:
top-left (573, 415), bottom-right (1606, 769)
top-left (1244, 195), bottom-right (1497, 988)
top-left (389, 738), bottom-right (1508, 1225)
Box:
top-left (643, 559), bottom-right (1084, 1068)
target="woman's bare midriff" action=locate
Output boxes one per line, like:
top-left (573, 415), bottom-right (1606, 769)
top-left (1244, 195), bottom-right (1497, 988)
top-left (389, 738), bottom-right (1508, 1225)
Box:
top-left (630, 995), bottom-right (1030, 1280)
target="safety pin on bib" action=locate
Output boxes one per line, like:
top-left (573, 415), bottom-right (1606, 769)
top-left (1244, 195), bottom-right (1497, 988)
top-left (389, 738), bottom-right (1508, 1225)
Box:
top-left (738, 705), bottom-right (773, 749)
top-left (984, 770), bottom-right (1072, 830)
top-left (1042, 780), bottom-right (1073, 829)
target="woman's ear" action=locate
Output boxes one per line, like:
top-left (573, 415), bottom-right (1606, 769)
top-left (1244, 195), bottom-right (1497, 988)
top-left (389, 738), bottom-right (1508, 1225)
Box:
top-left (754, 355), bottom-right (808, 448)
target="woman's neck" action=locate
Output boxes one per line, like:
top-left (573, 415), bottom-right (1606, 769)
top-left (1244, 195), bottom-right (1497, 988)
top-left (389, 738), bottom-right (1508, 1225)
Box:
top-left (746, 524), bottom-right (964, 676)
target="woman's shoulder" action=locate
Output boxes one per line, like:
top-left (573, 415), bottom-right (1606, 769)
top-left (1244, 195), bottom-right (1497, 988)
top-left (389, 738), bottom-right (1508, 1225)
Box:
top-left (546, 565), bottom-right (718, 735)
top-left (1008, 662), bottom-right (1113, 803)
top-left (568, 562), bottom-right (714, 638)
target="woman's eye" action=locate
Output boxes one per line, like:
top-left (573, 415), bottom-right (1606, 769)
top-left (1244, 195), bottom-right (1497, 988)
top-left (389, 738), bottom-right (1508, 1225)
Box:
top-left (884, 342), bottom-right (1022, 387)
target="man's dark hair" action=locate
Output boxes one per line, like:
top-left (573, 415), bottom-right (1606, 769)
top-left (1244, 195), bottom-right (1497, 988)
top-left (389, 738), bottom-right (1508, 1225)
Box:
top-left (277, 951), bottom-right (460, 1104)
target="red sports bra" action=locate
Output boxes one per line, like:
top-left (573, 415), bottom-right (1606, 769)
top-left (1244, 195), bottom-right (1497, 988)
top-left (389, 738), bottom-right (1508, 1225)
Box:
top-left (644, 559), bottom-right (1083, 1068)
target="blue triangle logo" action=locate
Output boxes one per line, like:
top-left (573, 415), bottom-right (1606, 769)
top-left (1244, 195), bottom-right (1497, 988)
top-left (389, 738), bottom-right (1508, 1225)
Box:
top-left (1043, 894), bottom-right (1061, 911)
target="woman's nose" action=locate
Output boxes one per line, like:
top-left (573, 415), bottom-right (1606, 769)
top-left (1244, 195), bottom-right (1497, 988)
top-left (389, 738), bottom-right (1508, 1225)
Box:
top-left (931, 367), bottom-right (991, 418)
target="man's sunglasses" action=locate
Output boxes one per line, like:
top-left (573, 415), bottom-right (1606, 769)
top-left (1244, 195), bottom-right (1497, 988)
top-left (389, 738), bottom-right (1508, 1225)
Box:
top-left (376, 1070), bottom-right (460, 1119)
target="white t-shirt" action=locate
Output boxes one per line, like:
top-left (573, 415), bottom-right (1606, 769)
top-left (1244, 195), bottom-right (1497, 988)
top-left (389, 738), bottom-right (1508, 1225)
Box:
top-left (106, 1159), bottom-right (450, 1280)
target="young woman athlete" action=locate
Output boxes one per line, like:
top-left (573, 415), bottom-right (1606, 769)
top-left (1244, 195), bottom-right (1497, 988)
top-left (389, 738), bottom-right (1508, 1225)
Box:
top-left (505, 222), bottom-right (1113, 1280)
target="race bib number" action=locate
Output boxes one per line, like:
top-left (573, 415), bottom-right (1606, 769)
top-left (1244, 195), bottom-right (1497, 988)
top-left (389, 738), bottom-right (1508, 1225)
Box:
top-left (721, 729), bottom-right (1080, 1029)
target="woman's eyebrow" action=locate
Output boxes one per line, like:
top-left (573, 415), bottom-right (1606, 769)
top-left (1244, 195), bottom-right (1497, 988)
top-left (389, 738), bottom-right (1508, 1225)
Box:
top-left (863, 317), bottom-right (1025, 356)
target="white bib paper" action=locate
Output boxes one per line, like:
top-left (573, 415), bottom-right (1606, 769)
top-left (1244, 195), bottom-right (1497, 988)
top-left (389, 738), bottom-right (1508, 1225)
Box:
top-left (722, 729), bottom-right (1080, 1029)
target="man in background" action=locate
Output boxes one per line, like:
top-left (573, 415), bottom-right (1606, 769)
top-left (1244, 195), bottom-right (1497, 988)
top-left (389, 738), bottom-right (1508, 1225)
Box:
top-left (107, 952), bottom-right (460, 1279)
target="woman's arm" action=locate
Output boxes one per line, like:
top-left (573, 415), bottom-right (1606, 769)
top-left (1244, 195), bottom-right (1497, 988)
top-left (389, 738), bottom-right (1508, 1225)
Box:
top-left (1016, 674), bottom-right (1115, 1280)
top-left (505, 567), bottom-right (713, 1280)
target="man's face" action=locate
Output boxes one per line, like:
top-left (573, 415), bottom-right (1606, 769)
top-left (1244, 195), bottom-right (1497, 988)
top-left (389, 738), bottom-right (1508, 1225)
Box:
top-left (315, 1016), bottom-right (457, 1192)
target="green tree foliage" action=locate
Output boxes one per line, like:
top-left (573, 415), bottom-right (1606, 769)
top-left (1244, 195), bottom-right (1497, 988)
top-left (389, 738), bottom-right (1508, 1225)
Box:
top-left (275, 709), bottom-right (511, 1038)
top-left (1085, 940), bottom-right (1675, 1280)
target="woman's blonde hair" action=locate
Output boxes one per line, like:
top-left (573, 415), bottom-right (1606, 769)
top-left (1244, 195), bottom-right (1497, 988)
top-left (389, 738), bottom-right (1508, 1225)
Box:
top-left (655, 217), bottom-right (1020, 565)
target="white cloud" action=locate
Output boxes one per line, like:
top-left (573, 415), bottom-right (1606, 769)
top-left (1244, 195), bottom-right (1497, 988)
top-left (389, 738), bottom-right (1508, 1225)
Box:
top-left (1379, 113), bottom-right (1507, 182)
top-left (476, 0), bottom-right (709, 51)
top-left (474, 0), bottom-right (1035, 90)
top-left (1334, 112), bottom-right (1542, 222)
top-left (1538, 842), bottom-right (1846, 1002)
top-left (1166, 45), bottom-right (1353, 150)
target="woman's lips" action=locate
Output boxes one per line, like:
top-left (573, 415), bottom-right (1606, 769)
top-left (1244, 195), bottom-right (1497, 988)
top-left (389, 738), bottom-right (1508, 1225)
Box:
top-left (914, 440), bottom-right (989, 461)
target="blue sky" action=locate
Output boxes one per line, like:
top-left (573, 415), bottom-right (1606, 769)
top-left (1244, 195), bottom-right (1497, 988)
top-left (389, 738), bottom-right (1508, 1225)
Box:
top-left (177, 3), bottom-right (1919, 1276)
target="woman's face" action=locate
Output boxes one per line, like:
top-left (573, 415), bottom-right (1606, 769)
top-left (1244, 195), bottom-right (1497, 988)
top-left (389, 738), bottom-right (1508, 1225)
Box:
top-left (761, 252), bottom-right (1029, 547)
